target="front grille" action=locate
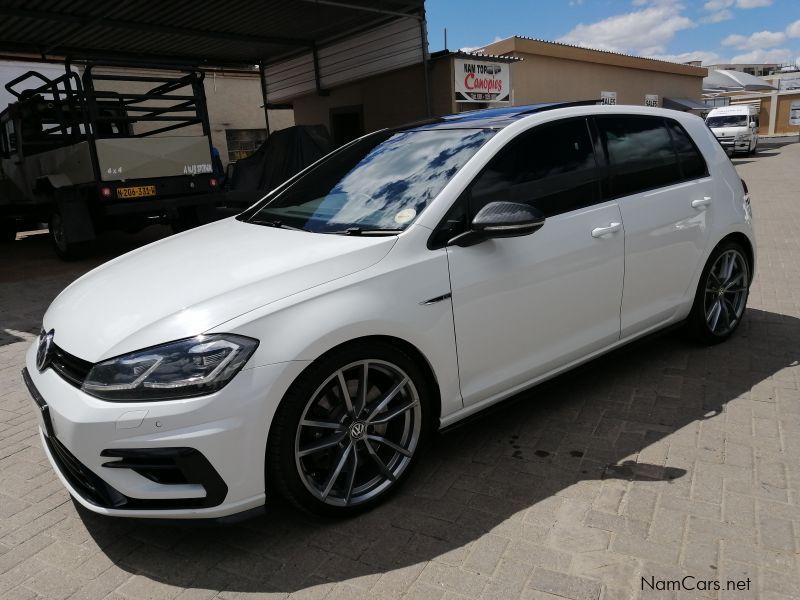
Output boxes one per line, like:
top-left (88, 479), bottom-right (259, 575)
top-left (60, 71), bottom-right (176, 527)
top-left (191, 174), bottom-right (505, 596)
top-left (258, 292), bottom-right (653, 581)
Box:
top-left (50, 343), bottom-right (92, 387)
top-left (717, 136), bottom-right (735, 143)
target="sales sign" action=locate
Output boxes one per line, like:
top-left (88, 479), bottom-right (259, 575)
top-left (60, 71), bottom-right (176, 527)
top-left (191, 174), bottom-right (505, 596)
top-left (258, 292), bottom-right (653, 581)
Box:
top-left (601, 91), bottom-right (617, 105)
top-left (454, 58), bottom-right (511, 103)
top-left (645, 94), bottom-right (659, 107)
top-left (790, 100), bottom-right (800, 126)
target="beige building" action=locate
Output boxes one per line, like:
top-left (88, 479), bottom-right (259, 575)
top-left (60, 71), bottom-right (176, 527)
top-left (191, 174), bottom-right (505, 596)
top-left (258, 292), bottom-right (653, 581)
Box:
top-left (479, 37), bottom-right (706, 108)
top-left (288, 36), bottom-right (707, 143)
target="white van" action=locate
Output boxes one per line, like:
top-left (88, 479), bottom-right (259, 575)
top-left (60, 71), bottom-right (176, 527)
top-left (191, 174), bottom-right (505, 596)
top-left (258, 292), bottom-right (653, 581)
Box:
top-left (705, 105), bottom-right (759, 155)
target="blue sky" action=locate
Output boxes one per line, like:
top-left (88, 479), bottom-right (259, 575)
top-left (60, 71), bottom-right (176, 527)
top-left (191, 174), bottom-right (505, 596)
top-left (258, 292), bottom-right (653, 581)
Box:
top-left (426, 0), bottom-right (800, 66)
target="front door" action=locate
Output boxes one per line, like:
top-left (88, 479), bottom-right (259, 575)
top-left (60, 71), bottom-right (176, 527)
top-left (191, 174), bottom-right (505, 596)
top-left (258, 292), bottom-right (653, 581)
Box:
top-left (439, 118), bottom-right (625, 406)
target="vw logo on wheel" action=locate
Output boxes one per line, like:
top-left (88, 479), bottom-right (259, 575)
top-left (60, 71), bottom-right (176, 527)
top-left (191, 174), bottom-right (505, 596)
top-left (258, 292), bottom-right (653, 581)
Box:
top-left (36, 329), bottom-right (55, 373)
top-left (349, 421), bottom-right (367, 440)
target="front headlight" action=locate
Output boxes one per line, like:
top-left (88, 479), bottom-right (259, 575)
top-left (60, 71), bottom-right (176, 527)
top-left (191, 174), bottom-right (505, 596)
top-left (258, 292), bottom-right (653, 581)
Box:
top-left (82, 334), bottom-right (259, 401)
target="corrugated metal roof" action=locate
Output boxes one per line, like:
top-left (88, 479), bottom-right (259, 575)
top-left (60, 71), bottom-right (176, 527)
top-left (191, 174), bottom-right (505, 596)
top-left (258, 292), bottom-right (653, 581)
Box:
top-left (0, 0), bottom-right (424, 67)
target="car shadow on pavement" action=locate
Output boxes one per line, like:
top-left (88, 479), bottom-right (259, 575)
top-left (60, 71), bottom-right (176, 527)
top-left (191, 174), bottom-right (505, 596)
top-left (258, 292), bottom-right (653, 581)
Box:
top-left (75, 306), bottom-right (798, 595)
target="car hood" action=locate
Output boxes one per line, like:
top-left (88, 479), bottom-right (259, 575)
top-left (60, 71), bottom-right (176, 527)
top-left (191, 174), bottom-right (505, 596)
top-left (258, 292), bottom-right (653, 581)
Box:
top-left (44, 218), bottom-right (396, 362)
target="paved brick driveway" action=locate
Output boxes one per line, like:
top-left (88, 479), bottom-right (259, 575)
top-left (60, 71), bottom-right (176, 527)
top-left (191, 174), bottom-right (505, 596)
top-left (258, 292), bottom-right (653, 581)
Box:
top-left (1, 142), bottom-right (798, 600)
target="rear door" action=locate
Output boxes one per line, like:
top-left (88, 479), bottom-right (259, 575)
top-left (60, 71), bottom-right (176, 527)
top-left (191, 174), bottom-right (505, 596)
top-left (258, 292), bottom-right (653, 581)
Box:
top-left (439, 118), bottom-right (625, 406)
top-left (594, 115), bottom-right (713, 338)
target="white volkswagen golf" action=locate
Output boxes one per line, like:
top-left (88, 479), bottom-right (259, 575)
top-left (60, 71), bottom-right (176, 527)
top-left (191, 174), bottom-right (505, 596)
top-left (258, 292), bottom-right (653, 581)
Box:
top-left (24, 103), bottom-right (755, 519)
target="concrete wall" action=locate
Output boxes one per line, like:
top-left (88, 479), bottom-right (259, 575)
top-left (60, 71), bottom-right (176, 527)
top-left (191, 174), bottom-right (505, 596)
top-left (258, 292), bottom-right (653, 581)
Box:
top-left (508, 53), bottom-right (703, 106)
top-left (480, 37), bottom-right (705, 107)
top-left (293, 61), bottom-right (438, 135)
top-left (201, 72), bottom-right (293, 164)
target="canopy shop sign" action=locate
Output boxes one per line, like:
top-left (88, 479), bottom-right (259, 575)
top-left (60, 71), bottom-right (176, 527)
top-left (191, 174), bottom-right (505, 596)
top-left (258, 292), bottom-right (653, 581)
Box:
top-left (455, 58), bottom-right (511, 103)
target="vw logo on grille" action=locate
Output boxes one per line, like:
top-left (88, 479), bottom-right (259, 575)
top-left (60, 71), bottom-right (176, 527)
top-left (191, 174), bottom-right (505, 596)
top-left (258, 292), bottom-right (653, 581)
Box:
top-left (349, 421), bottom-right (367, 440)
top-left (36, 329), bottom-right (55, 373)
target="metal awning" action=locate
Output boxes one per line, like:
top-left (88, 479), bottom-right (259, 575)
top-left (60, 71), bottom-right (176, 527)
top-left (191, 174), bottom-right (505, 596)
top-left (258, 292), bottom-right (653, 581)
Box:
top-left (0, 0), bottom-right (430, 132)
top-left (703, 69), bottom-right (776, 93)
top-left (0, 0), bottom-right (424, 68)
top-left (663, 97), bottom-right (708, 111)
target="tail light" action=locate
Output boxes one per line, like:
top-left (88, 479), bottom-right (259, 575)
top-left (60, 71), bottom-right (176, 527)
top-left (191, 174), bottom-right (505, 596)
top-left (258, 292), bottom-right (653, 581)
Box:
top-left (209, 177), bottom-right (218, 188)
top-left (741, 178), bottom-right (752, 219)
top-left (100, 186), bottom-right (112, 198)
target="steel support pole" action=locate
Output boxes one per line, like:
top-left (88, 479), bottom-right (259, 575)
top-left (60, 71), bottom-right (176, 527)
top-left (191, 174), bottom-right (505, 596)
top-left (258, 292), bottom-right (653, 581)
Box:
top-left (419, 11), bottom-right (432, 117)
top-left (258, 62), bottom-right (271, 137)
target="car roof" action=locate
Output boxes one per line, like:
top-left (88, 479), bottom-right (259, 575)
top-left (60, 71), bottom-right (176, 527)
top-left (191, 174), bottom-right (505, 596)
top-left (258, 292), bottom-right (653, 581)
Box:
top-left (407, 100), bottom-right (599, 131)
top-left (707, 105), bottom-right (755, 114)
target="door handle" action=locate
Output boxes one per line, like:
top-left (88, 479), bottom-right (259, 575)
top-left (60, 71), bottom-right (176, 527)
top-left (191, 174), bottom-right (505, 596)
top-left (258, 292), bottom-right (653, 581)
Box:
top-left (591, 222), bottom-right (621, 238)
top-left (691, 196), bottom-right (712, 210)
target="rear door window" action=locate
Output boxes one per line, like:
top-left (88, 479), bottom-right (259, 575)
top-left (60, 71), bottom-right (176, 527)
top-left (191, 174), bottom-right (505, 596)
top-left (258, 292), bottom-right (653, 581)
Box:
top-left (595, 116), bottom-right (682, 198)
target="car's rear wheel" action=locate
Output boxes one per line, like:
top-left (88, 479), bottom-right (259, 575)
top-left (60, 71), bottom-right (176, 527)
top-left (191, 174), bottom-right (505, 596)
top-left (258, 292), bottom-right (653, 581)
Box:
top-left (687, 242), bottom-right (750, 344)
top-left (268, 341), bottom-right (431, 516)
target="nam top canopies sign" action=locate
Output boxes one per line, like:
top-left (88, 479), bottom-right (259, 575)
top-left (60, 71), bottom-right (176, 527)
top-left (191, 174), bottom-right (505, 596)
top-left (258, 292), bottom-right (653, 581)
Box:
top-left (454, 58), bottom-right (511, 103)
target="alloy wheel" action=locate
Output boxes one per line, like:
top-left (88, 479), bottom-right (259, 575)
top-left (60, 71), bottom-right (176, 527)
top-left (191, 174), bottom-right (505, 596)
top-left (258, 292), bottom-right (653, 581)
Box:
top-left (294, 360), bottom-right (422, 506)
top-left (704, 249), bottom-right (748, 336)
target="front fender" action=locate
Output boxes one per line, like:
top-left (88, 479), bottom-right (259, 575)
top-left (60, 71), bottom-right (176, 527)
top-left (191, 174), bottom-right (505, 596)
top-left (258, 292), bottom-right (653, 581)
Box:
top-left (212, 247), bottom-right (463, 422)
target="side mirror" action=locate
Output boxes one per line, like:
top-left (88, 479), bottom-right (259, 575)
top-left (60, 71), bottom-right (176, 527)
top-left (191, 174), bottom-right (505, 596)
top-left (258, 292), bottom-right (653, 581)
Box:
top-left (449, 201), bottom-right (545, 247)
top-left (749, 121), bottom-right (757, 128)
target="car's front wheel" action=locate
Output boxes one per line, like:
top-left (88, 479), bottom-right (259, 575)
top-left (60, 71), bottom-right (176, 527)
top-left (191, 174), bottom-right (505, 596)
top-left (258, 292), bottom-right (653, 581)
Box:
top-left (687, 241), bottom-right (750, 344)
top-left (267, 341), bottom-right (432, 516)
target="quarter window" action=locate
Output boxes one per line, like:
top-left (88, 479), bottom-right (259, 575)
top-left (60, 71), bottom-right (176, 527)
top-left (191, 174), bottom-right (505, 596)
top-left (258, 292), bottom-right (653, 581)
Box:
top-left (596, 116), bottom-right (681, 198)
top-left (666, 120), bottom-right (708, 180)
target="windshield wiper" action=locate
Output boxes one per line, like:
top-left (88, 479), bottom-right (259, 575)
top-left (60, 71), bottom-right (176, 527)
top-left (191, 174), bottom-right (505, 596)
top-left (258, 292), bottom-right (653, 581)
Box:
top-left (332, 227), bottom-right (403, 236)
top-left (249, 218), bottom-right (308, 232)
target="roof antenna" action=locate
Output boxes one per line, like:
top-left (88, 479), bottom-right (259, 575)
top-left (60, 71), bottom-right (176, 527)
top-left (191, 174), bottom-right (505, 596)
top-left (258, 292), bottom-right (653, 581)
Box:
top-left (444, 28), bottom-right (447, 51)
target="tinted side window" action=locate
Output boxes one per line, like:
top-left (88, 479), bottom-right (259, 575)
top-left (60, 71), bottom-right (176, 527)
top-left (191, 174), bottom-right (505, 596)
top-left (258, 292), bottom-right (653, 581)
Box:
top-left (469, 118), bottom-right (598, 218)
top-left (596, 116), bottom-right (681, 198)
top-left (666, 120), bottom-right (708, 180)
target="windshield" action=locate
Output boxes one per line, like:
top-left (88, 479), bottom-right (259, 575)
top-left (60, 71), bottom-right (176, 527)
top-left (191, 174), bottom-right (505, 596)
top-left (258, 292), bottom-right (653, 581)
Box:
top-left (706, 115), bottom-right (748, 128)
top-left (243, 128), bottom-right (495, 233)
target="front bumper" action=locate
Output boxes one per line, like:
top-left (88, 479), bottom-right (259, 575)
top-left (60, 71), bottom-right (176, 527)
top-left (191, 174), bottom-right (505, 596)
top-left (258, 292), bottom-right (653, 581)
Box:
top-left (716, 137), bottom-right (751, 152)
top-left (23, 341), bottom-right (308, 519)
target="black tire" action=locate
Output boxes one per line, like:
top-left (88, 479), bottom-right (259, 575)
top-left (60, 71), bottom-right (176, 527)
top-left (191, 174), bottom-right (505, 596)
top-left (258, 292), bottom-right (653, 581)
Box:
top-left (267, 340), bottom-right (433, 517)
top-left (49, 211), bottom-right (91, 260)
top-left (171, 207), bottom-right (202, 234)
top-left (0, 218), bottom-right (16, 243)
top-left (686, 241), bottom-right (750, 345)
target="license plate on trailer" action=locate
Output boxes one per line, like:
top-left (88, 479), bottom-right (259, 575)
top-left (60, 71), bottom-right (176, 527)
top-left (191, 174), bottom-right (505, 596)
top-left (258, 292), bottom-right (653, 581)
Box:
top-left (116, 185), bottom-right (156, 199)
